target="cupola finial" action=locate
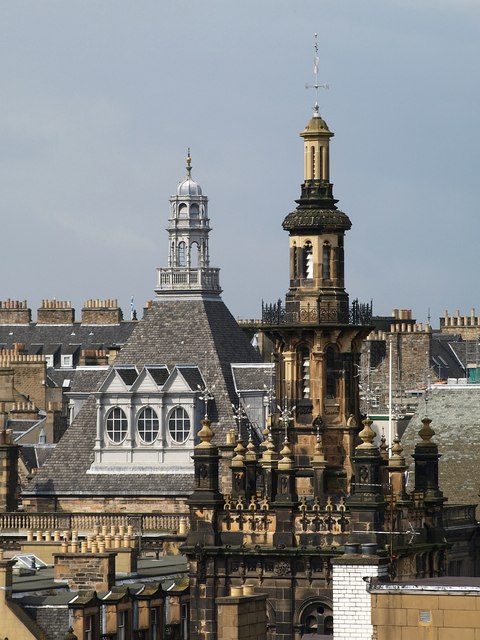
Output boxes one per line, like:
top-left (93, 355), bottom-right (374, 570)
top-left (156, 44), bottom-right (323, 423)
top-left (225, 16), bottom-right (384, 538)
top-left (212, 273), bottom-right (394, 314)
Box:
top-left (186, 148), bottom-right (192, 177)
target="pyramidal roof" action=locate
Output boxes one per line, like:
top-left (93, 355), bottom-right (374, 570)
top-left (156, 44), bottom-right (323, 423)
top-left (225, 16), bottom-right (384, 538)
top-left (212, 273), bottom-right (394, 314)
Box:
top-left (24, 161), bottom-right (262, 500)
top-left (115, 297), bottom-right (262, 433)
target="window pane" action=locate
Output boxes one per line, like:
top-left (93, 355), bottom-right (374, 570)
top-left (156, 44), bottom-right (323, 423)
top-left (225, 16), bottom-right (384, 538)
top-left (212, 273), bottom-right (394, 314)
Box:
top-left (168, 407), bottom-right (190, 443)
top-left (137, 407), bottom-right (159, 443)
top-left (106, 407), bottom-right (128, 443)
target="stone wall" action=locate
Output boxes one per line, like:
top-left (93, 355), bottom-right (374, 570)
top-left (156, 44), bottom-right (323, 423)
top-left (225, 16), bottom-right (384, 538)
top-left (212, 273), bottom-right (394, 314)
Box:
top-left (0, 300), bottom-right (31, 324)
top-left (372, 587), bottom-right (480, 639)
top-left (217, 587), bottom-right (267, 640)
top-left (54, 552), bottom-right (116, 591)
top-left (81, 299), bottom-right (123, 324)
top-left (37, 300), bottom-right (74, 324)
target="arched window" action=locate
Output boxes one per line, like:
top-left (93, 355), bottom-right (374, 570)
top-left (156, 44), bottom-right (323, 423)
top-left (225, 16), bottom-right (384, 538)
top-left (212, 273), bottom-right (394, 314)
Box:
top-left (304, 241), bottom-right (313, 279)
top-left (106, 407), bottom-right (128, 444)
top-left (300, 601), bottom-right (333, 636)
top-left (325, 347), bottom-right (336, 399)
top-left (168, 407), bottom-right (191, 443)
top-left (298, 346), bottom-right (310, 399)
top-left (137, 407), bottom-right (159, 443)
top-left (190, 203), bottom-right (199, 217)
top-left (178, 241), bottom-right (186, 267)
top-left (190, 242), bottom-right (199, 266)
top-left (310, 146), bottom-right (315, 179)
top-left (178, 203), bottom-right (188, 217)
top-left (323, 241), bottom-right (331, 281)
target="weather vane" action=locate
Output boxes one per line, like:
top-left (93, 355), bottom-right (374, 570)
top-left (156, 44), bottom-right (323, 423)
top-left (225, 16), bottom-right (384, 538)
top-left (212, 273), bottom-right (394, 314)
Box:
top-left (232, 401), bottom-right (249, 437)
top-left (277, 396), bottom-right (296, 441)
top-left (305, 33), bottom-right (329, 116)
top-left (198, 381), bottom-right (215, 420)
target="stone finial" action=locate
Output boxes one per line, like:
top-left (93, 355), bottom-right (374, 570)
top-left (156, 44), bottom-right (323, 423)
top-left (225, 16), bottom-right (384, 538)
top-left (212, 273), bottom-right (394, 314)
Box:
top-left (418, 417), bottom-right (435, 444)
top-left (231, 435), bottom-right (245, 466)
top-left (379, 431), bottom-right (388, 461)
top-left (196, 418), bottom-right (214, 449)
top-left (389, 433), bottom-right (406, 468)
top-left (312, 428), bottom-right (325, 464)
top-left (245, 430), bottom-right (257, 461)
top-left (260, 430), bottom-right (277, 464)
top-left (278, 437), bottom-right (293, 470)
top-left (357, 419), bottom-right (376, 449)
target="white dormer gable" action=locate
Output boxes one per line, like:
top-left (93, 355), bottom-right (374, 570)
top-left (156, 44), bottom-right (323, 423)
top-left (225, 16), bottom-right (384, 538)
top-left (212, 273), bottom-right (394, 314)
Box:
top-left (162, 367), bottom-right (194, 394)
top-left (98, 366), bottom-right (138, 394)
top-left (130, 365), bottom-right (170, 394)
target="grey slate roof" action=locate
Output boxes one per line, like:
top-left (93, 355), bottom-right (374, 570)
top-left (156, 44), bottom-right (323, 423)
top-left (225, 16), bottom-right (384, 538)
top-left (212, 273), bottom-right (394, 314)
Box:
top-left (24, 396), bottom-right (195, 496)
top-left (115, 298), bottom-right (262, 436)
top-left (232, 363), bottom-right (274, 392)
top-left (0, 321), bottom-right (136, 354)
top-left (146, 365), bottom-right (170, 386)
top-left (401, 387), bottom-right (480, 514)
top-left (69, 368), bottom-right (109, 393)
top-left (25, 297), bottom-right (261, 498)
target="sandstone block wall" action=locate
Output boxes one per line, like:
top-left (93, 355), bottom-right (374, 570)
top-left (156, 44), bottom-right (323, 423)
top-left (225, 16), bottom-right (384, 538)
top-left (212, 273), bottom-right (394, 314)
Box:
top-left (54, 552), bottom-right (115, 591)
top-left (373, 591), bottom-right (480, 640)
top-left (217, 589), bottom-right (267, 640)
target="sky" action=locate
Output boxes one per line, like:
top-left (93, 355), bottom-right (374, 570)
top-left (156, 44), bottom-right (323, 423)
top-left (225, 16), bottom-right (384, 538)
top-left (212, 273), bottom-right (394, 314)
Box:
top-left (0, 0), bottom-right (479, 327)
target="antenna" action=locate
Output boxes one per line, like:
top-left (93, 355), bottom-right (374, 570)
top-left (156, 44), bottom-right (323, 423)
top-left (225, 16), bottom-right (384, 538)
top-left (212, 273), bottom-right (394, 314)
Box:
top-left (305, 33), bottom-right (329, 116)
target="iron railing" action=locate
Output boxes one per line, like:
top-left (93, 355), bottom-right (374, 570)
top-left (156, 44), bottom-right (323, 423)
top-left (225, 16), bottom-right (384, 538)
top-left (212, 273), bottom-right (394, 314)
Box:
top-left (261, 298), bottom-right (372, 326)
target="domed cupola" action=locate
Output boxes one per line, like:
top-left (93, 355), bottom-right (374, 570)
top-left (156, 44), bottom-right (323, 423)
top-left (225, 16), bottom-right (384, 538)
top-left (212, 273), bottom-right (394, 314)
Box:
top-left (155, 151), bottom-right (222, 298)
top-left (177, 156), bottom-right (203, 196)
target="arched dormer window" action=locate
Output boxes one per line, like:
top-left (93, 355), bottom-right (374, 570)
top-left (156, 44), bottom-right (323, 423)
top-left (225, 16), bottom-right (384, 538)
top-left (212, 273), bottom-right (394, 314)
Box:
top-left (178, 241), bottom-right (186, 267)
top-left (323, 241), bottom-right (331, 281)
top-left (303, 241), bottom-right (313, 279)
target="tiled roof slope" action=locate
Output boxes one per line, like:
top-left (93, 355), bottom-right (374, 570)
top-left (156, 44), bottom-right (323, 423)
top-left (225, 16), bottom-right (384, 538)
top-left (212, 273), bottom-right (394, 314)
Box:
top-left (232, 364), bottom-right (274, 392)
top-left (115, 298), bottom-right (262, 437)
top-left (0, 322), bottom-right (136, 351)
top-left (25, 297), bottom-right (261, 497)
top-left (24, 396), bottom-right (194, 496)
top-left (401, 388), bottom-right (480, 513)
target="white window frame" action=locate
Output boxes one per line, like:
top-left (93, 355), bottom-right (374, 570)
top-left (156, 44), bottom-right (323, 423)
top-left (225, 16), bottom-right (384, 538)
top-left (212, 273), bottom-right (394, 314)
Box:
top-left (167, 406), bottom-right (191, 444)
top-left (105, 406), bottom-right (128, 444)
top-left (137, 406), bottom-right (160, 444)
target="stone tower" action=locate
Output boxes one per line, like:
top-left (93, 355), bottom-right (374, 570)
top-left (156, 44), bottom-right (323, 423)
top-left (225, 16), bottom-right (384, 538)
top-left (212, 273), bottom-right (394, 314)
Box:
top-left (262, 104), bottom-right (372, 493)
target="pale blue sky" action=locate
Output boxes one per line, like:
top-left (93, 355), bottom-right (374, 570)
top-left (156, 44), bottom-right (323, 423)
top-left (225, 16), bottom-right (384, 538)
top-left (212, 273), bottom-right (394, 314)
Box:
top-left (1, 1), bottom-right (479, 326)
